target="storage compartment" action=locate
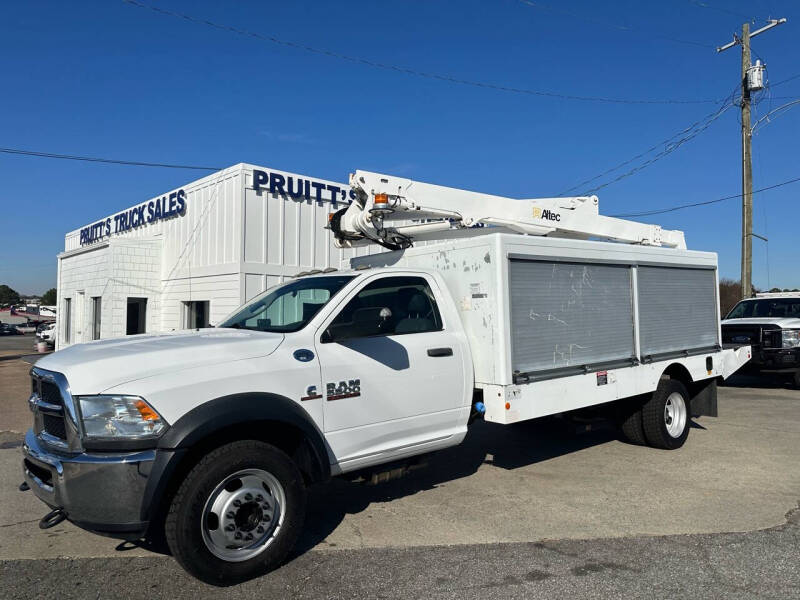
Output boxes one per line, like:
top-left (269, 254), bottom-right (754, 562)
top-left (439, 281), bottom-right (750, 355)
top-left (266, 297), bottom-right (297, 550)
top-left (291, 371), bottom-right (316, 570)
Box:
top-left (508, 260), bottom-right (635, 376)
top-left (637, 266), bottom-right (719, 357)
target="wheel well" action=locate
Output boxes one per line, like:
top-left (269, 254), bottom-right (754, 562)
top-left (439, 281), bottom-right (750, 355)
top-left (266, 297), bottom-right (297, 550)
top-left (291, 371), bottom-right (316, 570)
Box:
top-left (144, 420), bottom-right (325, 544)
top-left (661, 363), bottom-right (693, 388)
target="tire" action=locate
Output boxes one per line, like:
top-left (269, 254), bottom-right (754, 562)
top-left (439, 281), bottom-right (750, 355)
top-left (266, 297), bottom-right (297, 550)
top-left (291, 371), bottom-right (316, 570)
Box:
top-left (793, 369), bottom-right (800, 390)
top-left (642, 379), bottom-right (691, 450)
top-left (616, 396), bottom-right (647, 446)
top-left (165, 440), bottom-right (307, 586)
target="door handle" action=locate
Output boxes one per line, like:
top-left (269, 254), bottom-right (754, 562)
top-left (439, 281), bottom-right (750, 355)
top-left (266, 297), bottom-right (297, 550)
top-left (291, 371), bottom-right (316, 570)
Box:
top-left (427, 347), bottom-right (453, 357)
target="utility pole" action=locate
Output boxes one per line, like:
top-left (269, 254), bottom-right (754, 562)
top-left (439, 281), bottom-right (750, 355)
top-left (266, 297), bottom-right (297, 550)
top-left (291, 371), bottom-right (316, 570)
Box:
top-left (717, 18), bottom-right (786, 300)
top-left (740, 23), bottom-right (752, 301)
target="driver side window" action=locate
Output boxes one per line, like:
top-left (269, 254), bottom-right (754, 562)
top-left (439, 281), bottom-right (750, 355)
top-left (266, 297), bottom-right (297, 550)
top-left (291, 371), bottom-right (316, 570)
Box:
top-left (325, 276), bottom-right (443, 341)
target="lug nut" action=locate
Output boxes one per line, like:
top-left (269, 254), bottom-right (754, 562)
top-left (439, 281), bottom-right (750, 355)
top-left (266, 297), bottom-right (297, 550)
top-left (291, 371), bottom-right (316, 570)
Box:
top-left (226, 511), bottom-right (235, 519)
top-left (234, 532), bottom-right (242, 540)
top-left (233, 499), bottom-right (242, 507)
top-left (225, 524), bottom-right (235, 532)
top-left (256, 526), bottom-right (264, 534)
top-left (245, 533), bottom-right (253, 541)
top-left (244, 493), bottom-right (253, 501)
top-left (255, 494), bottom-right (263, 502)
top-left (263, 515), bottom-right (271, 522)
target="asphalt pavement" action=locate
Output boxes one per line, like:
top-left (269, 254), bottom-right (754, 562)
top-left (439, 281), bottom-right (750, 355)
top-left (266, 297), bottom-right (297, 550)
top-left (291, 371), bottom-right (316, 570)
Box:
top-left (1, 357), bottom-right (798, 598)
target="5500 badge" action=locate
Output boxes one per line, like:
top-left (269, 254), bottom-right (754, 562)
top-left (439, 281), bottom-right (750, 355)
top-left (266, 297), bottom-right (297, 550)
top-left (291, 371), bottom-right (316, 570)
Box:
top-left (326, 379), bottom-right (361, 401)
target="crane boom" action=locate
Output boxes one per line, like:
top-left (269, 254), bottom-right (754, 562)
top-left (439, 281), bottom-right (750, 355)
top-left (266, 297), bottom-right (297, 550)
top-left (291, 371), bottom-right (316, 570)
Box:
top-left (330, 170), bottom-right (687, 251)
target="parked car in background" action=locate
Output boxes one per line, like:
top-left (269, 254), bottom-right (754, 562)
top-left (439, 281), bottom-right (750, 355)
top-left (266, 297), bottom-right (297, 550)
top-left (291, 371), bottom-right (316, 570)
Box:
top-left (15, 322), bottom-right (38, 334)
top-left (722, 292), bottom-right (800, 387)
top-left (37, 322), bottom-right (56, 345)
top-left (0, 323), bottom-right (23, 336)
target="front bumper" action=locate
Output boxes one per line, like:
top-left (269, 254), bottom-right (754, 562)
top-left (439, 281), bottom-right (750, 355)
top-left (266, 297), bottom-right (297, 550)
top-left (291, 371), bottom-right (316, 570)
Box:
top-left (747, 348), bottom-right (800, 372)
top-left (22, 429), bottom-right (155, 538)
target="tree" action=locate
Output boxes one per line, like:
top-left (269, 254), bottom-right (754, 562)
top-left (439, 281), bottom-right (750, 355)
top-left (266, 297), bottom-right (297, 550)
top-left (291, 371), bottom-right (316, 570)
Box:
top-left (41, 288), bottom-right (57, 305)
top-left (718, 278), bottom-right (742, 317)
top-left (0, 285), bottom-right (21, 307)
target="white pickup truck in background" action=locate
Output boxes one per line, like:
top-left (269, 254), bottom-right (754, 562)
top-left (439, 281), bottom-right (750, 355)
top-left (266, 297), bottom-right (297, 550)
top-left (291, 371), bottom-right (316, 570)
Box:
top-left (21, 170), bottom-right (750, 585)
top-left (722, 292), bottom-right (800, 387)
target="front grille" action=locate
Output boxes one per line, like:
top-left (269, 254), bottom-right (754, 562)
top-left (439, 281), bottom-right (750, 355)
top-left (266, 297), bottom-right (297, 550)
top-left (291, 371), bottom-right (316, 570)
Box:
top-left (761, 329), bottom-right (782, 349)
top-left (722, 325), bottom-right (763, 347)
top-left (42, 413), bottom-right (67, 439)
top-left (722, 324), bottom-right (783, 349)
top-left (41, 381), bottom-right (63, 407)
top-left (31, 371), bottom-right (72, 446)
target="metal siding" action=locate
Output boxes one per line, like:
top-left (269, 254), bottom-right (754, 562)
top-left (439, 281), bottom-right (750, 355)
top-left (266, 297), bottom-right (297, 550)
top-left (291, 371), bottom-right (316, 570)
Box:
top-left (508, 260), bottom-right (635, 374)
top-left (637, 266), bottom-right (719, 355)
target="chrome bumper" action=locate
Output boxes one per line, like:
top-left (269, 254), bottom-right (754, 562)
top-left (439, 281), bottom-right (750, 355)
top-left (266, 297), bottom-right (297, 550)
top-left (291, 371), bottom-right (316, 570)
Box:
top-left (22, 429), bottom-right (155, 536)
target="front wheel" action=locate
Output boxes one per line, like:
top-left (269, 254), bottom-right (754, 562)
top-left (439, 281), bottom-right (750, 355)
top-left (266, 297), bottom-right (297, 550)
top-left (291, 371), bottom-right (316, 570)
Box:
top-left (642, 379), bottom-right (691, 450)
top-left (165, 440), bottom-right (307, 586)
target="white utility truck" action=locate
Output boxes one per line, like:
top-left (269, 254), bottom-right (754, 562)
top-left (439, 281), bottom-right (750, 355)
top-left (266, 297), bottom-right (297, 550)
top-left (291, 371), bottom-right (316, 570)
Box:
top-left (21, 170), bottom-right (750, 585)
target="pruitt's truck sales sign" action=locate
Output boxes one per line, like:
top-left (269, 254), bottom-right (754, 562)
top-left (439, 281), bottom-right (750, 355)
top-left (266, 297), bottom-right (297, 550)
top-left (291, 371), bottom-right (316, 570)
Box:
top-left (79, 189), bottom-right (186, 246)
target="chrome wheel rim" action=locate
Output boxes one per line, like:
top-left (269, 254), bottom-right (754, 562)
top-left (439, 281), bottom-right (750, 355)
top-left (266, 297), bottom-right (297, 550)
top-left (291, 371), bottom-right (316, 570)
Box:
top-left (664, 392), bottom-right (687, 438)
top-left (201, 468), bottom-right (286, 562)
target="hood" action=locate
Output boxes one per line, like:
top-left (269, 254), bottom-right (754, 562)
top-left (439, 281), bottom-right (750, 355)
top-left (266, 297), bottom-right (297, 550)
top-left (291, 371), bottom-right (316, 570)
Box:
top-left (36, 328), bottom-right (283, 394)
top-left (721, 317), bottom-right (800, 329)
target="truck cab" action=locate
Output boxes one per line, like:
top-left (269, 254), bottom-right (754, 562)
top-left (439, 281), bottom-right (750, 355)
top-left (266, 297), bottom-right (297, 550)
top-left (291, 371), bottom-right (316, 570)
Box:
top-left (721, 293), bottom-right (800, 387)
top-left (22, 268), bottom-right (473, 584)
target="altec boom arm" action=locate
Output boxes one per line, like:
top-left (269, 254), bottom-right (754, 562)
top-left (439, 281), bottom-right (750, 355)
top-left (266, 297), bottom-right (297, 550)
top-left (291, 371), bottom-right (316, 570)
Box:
top-left (331, 170), bottom-right (687, 250)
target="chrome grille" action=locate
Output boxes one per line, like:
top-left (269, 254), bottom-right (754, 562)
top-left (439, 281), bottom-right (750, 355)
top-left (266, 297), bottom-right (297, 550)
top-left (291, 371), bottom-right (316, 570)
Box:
top-left (41, 381), bottom-right (64, 408)
top-left (42, 413), bottom-right (67, 439)
top-left (29, 368), bottom-right (82, 452)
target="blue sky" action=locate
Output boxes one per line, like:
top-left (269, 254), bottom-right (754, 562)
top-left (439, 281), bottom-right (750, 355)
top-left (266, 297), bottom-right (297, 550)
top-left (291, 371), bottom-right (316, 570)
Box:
top-left (1, 0), bottom-right (797, 294)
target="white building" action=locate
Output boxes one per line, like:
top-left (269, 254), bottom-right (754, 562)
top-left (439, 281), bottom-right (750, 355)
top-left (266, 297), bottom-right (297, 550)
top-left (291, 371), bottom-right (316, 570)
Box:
top-left (56, 163), bottom-right (373, 349)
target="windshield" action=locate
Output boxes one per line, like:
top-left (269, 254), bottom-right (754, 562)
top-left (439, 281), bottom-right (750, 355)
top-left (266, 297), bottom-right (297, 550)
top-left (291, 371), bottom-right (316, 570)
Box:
top-left (220, 275), bottom-right (355, 333)
top-left (725, 298), bottom-right (800, 320)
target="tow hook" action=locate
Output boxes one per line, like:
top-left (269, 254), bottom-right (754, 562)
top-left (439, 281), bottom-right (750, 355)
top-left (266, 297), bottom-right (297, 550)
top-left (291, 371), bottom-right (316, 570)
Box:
top-left (39, 508), bottom-right (67, 530)
top-left (19, 481), bottom-right (30, 491)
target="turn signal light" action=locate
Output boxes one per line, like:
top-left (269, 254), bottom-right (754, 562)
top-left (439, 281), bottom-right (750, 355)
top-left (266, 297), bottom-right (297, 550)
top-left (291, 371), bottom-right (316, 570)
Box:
top-left (374, 193), bottom-right (389, 205)
top-left (134, 399), bottom-right (160, 421)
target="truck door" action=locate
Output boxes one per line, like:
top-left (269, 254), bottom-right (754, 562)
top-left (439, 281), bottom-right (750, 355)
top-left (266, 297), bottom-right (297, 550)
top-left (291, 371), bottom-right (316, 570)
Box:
top-left (315, 274), bottom-right (467, 467)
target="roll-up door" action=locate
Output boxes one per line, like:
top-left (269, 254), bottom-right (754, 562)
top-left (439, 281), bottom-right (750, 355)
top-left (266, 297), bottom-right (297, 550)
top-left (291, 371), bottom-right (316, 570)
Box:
top-left (637, 266), bottom-right (718, 356)
top-left (509, 260), bottom-right (635, 376)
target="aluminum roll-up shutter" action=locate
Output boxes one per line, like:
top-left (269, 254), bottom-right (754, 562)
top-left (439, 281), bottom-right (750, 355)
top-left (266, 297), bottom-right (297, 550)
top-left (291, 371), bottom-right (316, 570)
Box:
top-left (637, 266), bottom-right (718, 356)
top-left (509, 260), bottom-right (635, 376)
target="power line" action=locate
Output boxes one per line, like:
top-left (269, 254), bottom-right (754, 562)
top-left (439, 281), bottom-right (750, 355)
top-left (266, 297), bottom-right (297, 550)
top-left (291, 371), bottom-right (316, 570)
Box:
top-left (519, 0), bottom-right (714, 48)
top-left (686, 1), bottom-right (755, 21)
top-left (769, 72), bottom-right (800, 88)
top-left (559, 89), bottom-right (738, 195)
top-left (582, 102), bottom-right (735, 194)
top-left (611, 175), bottom-right (800, 218)
top-left (0, 147), bottom-right (221, 170)
top-left (123, 0), bottom-right (718, 105)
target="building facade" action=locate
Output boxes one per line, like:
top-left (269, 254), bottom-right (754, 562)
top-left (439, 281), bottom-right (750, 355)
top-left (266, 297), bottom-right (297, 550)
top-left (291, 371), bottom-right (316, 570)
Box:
top-left (56, 163), bottom-right (372, 349)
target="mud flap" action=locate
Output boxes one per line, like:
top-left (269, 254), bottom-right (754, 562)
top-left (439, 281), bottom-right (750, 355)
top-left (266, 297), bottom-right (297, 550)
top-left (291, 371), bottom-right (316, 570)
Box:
top-left (690, 378), bottom-right (718, 418)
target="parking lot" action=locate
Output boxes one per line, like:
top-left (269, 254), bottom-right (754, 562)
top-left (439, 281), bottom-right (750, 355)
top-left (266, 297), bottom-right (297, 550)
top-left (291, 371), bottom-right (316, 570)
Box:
top-left (0, 332), bottom-right (41, 357)
top-left (1, 357), bottom-right (798, 598)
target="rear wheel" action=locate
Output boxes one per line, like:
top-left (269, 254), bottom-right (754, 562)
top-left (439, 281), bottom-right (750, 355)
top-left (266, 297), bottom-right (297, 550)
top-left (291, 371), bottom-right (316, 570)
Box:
top-left (616, 396), bottom-right (647, 445)
top-left (642, 379), bottom-right (691, 450)
top-left (165, 440), bottom-right (306, 586)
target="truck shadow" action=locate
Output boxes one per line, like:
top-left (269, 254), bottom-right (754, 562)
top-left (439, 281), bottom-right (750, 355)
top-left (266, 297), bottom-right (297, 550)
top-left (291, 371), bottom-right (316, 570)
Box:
top-left (722, 373), bottom-right (798, 389)
top-left (294, 416), bottom-right (618, 557)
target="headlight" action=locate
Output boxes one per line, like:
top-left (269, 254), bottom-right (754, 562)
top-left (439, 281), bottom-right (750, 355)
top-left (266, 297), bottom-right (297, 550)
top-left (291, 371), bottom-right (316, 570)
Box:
top-left (782, 329), bottom-right (800, 349)
top-left (78, 395), bottom-right (167, 441)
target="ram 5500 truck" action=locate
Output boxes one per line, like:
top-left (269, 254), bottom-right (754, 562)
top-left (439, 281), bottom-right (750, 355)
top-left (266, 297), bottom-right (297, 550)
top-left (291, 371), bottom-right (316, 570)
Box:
top-left (21, 171), bottom-right (750, 585)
